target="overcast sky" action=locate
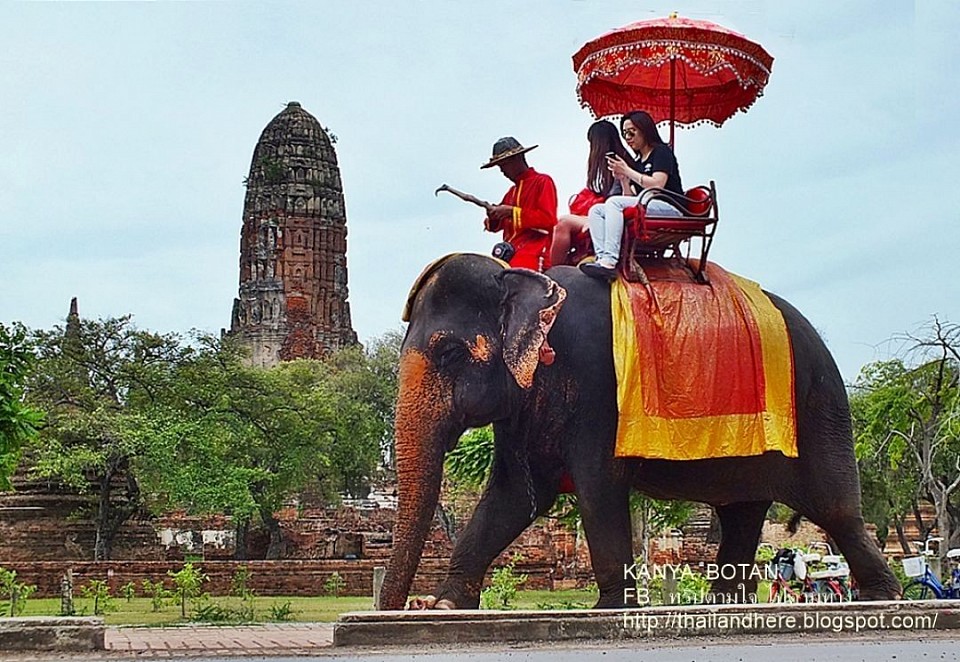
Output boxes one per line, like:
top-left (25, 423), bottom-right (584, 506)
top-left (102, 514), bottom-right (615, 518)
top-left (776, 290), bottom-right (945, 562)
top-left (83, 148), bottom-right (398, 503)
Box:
top-left (1, 1), bottom-right (956, 382)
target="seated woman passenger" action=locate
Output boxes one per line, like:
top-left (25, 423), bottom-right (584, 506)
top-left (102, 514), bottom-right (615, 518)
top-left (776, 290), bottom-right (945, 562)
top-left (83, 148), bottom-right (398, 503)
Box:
top-left (549, 120), bottom-right (633, 267)
top-left (579, 110), bottom-right (684, 281)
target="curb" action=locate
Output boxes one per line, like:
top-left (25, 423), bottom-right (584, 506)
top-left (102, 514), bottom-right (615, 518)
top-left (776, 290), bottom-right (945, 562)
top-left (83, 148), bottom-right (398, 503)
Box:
top-left (333, 600), bottom-right (960, 647)
top-left (0, 616), bottom-right (105, 652)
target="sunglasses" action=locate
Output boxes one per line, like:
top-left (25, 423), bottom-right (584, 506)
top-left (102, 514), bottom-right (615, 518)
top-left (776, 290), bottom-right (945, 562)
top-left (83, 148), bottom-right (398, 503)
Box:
top-left (622, 129), bottom-right (638, 139)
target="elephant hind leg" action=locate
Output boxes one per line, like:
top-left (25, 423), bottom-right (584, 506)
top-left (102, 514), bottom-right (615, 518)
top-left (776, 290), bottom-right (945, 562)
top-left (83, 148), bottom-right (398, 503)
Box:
top-left (802, 509), bottom-right (901, 600)
top-left (709, 501), bottom-right (771, 604)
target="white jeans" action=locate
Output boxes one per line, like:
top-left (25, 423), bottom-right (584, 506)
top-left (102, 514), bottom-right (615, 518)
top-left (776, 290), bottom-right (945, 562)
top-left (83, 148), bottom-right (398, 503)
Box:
top-left (587, 196), bottom-right (682, 266)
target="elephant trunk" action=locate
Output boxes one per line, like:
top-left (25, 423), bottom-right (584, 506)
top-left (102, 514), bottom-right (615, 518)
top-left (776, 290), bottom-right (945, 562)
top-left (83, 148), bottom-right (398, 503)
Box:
top-left (380, 349), bottom-right (453, 610)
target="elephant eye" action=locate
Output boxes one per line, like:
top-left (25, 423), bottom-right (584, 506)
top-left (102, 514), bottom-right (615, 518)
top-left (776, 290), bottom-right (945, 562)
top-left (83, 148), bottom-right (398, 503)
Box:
top-left (435, 341), bottom-right (468, 370)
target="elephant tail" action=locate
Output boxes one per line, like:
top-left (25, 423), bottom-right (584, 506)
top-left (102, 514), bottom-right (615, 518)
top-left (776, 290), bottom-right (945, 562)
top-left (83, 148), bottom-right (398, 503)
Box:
top-left (787, 511), bottom-right (804, 534)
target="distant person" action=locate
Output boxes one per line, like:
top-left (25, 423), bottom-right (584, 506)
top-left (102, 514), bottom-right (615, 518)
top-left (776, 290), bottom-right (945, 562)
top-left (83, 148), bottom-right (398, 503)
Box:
top-left (481, 137), bottom-right (558, 271)
top-left (550, 120), bottom-right (633, 267)
top-left (580, 110), bottom-right (684, 281)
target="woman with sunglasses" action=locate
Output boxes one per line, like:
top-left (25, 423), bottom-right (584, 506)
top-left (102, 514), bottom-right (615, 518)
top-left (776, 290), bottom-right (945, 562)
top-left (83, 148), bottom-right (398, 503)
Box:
top-left (579, 110), bottom-right (684, 281)
top-left (549, 120), bottom-right (633, 267)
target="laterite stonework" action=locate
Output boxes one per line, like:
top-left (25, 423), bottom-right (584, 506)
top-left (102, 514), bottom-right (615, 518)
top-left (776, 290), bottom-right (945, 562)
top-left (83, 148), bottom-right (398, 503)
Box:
top-left (228, 101), bottom-right (357, 367)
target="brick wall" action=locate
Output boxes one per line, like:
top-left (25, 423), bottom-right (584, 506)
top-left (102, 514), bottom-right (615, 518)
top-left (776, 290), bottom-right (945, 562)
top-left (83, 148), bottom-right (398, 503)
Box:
top-left (2, 558), bottom-right (559, 599)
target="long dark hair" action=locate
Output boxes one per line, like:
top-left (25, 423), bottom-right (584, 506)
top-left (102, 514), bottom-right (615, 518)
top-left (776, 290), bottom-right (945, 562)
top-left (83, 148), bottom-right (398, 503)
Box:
top-left (586, 120), bottom-right (631, 195)
top-left (621, 110), bottom-right (666, 148)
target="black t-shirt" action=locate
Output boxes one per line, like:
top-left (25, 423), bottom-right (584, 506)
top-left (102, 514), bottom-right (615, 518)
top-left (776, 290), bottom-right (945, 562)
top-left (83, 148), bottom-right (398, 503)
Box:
top-left (634, 143), bottom-right (684, 203)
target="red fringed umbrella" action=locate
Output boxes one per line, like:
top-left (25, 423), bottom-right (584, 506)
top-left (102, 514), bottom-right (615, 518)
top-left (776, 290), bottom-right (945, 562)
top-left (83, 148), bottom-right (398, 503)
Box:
top-left (573, 14), bottom-right (774, 146)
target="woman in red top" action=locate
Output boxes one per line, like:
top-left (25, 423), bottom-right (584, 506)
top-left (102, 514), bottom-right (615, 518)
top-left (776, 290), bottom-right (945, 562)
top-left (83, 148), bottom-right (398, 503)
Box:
top-left (549, 120), bottom-right (632, 267)
top-left (580, 110), bottom-right (683, 281)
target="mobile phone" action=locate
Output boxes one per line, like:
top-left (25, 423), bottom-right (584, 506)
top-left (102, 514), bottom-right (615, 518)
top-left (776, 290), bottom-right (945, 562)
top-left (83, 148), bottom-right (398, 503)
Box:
top-left (605, 151), bottom-right (616, 159)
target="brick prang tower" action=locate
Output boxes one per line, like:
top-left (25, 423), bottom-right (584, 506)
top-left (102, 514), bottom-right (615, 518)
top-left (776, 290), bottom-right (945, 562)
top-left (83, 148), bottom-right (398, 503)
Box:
top-left (230, 102), bottom-right (358, 367)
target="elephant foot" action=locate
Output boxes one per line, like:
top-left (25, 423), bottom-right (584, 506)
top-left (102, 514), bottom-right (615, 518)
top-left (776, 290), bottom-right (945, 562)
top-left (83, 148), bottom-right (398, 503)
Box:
top-left (855, 585), bottom-right (902, 601)
top-left (594, 590), bottom-right (631, 609)
top-left (408, 595), bottom-right (457, 610)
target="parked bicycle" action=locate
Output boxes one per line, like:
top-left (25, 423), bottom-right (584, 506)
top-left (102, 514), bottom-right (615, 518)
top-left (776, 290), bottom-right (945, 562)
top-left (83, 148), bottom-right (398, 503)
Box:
top-left (767, 544), bottom-right (856, 602)
top-left (901, 537), bottom-right (960, 600)
top-left (806, 542), bottom-right (856, 602)
top-left (767, 547), bottom-right (804, 603)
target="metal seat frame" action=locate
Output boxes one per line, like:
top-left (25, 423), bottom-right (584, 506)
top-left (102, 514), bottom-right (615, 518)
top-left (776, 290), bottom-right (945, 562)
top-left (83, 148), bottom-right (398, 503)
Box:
top-left (618, 180), bottom-right (719, 285)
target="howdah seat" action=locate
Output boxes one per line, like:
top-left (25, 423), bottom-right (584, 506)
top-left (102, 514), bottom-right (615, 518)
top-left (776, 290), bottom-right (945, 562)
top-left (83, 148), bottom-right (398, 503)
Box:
top-left (619, 180), bottom-right (719, 284)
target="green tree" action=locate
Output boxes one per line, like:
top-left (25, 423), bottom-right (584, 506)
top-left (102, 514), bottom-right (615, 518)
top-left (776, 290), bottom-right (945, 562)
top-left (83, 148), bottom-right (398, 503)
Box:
top-left (311, 339), bottom-right (396, 498)
top-left (444, 426), bottom-right (495, 487)
top-left (852, 362), bottom-right (924, 552)
top-left (139, 333), bottom-right (393, 559)
top-left (852, 318), bottom-right (960, 555)
top-left (24, 316), bottom-right (187, 560)
top-left (24, 316), bottom-right (397, 562)
top-left (0, 323), bottom-right (44, 489)
top-left (136, 335), bottom-right (335, 559)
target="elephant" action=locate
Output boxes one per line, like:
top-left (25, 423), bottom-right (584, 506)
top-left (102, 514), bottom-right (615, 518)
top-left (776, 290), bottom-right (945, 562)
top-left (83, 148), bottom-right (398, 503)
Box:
top-left (379, 253), bottom-right (901, 611)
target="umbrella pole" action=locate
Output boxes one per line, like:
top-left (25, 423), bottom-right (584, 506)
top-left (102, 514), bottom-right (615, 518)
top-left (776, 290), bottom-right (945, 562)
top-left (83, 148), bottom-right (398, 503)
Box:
top-left (669, 58), bottom-right (676, 148)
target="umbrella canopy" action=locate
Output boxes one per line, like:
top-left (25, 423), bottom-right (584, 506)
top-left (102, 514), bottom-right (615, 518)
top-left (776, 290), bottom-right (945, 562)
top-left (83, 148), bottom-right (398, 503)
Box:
top-left (573, 14), bottom-right (773, 144)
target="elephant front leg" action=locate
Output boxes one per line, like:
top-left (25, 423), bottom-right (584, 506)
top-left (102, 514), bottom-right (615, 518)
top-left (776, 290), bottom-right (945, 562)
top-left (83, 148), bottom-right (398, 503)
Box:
top-left (577, 479), bottom-right (633, 608)
top-left (428, 460), bottom-right (558, 609)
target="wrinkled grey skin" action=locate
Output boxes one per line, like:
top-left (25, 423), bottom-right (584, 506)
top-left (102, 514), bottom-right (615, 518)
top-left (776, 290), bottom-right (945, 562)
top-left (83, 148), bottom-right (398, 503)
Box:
top-left (379, 254), bottom-right (900, 611)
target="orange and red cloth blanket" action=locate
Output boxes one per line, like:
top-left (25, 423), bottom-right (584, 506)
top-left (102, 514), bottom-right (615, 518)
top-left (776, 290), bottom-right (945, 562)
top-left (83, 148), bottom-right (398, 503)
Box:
top-left (611, 262), bottom-right (797, 460)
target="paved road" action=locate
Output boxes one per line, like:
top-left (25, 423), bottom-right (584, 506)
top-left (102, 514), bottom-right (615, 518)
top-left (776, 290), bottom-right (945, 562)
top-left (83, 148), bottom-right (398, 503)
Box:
top-left (6, 631), bottom-right (960, 661)
top-left (262, 634), bottom-right (960, 661)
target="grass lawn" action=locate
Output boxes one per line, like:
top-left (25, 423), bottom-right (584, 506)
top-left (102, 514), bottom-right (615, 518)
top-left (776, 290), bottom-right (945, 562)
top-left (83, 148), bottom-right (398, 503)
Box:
top-left (17, 585), bottom-right (781, 625)
top-left (20, 595), bottom-right (374, 625)
top-left (18, 589), bottom-right (599, 625)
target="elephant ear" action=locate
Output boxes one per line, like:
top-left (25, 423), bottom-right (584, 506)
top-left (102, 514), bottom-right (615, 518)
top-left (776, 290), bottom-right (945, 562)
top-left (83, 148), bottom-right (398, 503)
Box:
top-left (497, 269), bottom-right (567, 389)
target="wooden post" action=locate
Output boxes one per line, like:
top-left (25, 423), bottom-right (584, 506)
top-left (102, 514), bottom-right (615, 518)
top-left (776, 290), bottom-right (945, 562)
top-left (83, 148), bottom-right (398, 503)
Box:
top-left (372, 566), bottom-right (386, 610)
top-left (59, 568), bottom-right (75, 616)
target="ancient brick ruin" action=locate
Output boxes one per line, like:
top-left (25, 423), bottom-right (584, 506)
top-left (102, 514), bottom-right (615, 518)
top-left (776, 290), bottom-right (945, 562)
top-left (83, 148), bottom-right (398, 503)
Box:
top-left (229, 101), bottom-right (357, 367)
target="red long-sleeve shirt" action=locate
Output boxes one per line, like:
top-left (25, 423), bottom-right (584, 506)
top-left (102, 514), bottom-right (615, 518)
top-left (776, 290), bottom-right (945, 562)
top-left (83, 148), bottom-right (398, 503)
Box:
top-left (487, 167), bottom-right (557, 271)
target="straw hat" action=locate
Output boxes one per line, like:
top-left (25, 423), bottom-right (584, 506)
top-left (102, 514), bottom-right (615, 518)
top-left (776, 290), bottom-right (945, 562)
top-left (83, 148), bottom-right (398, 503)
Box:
top-left (480, 136), bottom-right (538, 169)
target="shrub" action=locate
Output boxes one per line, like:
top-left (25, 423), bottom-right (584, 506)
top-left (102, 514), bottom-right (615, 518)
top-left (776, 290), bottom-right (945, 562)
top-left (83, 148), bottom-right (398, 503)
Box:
top-left (267, 600), bottom-right (296, 621)
top-left (480, 555), bottom-right (527, 609)
top-left (534, 600), bottom-right (589, 610)
top-left (79, 579), bottom-right (117, 616)
top-left (324, 572), bottom-right (346, 598)
top-left (0, 568), bottom-right (37, 617)
top-left (190, 598), bottom-right (234, 623)
top-left (168, 563), bottom-right (208, 619)
top-left (673, 569), bottom-right (712, 605)
top-left (141, 579), bottom-right (172, 612)
top-left (889, 557), bottom-right (911, 590)
top-left (120, 581), bottom-right (137, 602)
top-left (231, 566), bottom-right (256, 621)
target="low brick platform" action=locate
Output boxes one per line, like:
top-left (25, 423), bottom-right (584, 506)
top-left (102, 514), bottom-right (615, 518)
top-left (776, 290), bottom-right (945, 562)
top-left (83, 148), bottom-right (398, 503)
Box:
top-left (0, 616), bottom-right (104, 652)
top-left (334, 600), bottom-right (960, 647)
